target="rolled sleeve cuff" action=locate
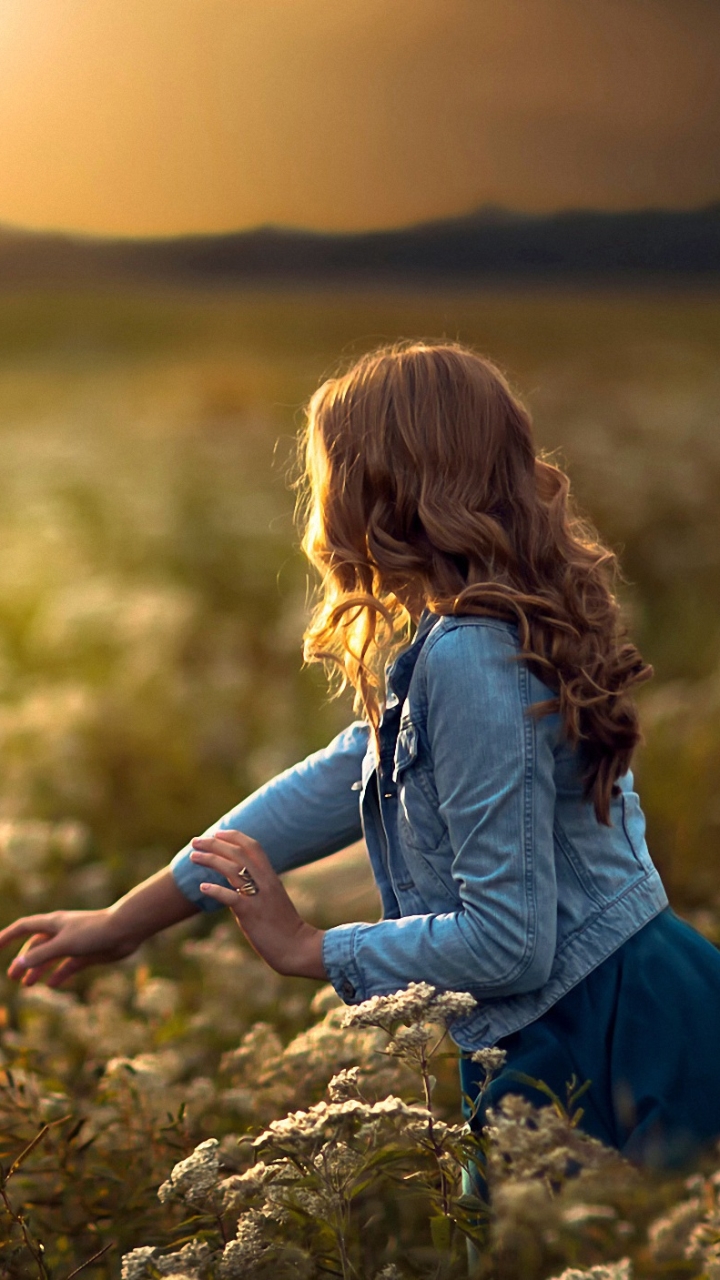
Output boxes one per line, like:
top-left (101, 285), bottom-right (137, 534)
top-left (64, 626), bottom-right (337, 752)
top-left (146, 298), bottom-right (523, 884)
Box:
top-left (170, 847), bottom-right (226, 912)
top-left (322, 923), bottom-right (366, 1004)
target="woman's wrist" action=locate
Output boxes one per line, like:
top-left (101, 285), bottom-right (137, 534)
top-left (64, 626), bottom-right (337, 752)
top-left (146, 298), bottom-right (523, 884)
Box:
top-left (108, 867), bottom-right (199, 948)
top-left (286, 925), bottom-right (327, 980)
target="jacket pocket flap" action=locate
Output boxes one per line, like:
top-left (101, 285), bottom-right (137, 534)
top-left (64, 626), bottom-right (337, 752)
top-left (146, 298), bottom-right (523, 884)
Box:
top-left (393, 723), bottom-right (418, 780)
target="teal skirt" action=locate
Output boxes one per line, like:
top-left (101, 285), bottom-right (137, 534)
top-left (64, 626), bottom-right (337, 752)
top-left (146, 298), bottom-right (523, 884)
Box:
top-left (460, 909), bottom-right (720, 1168)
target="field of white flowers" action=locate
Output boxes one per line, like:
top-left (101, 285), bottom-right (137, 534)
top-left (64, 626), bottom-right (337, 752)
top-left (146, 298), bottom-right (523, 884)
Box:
top-left (0, 283), bottom-right (718, 1278)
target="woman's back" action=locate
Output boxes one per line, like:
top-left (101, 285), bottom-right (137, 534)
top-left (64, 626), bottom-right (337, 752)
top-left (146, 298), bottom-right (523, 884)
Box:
top-left (347, 611), bottom-right (667, 1050)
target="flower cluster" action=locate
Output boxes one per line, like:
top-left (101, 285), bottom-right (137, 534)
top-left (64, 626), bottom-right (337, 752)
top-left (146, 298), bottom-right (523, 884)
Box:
top-left (121, 1241), bottom-right (212, 1280)
top-left (485, 1092), bottom-right (620, 1188)
top-left (158, 1139), bottom-right (221, 1206)
top-left (343, 982), bottom-right (477, 1032)
top-left (549, 1262), bottom-right (632, 1280)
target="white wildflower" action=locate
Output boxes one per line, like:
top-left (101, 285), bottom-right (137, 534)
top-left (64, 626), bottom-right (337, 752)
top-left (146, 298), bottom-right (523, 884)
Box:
top-left (105, 1050), bottom-right (183, 1089)
top-left (375, 1266), bottom-right (404, 1279)
top-left (386, 1024), bottom-right (432, 1057)
top-left (327, 1066), bottom-right (362, 1102)
top-left (259, 1100), bottom-right (342, 1150)
top-left (561, 1203), bottom-right (617, 1226)
top-left (156, 1242), bottom-right (212, 1277)
top-left (20, 985), bottom-right (78, 1015)
top-left (135, 977), bottom-right (180, 1020)
top-left (367, 1097), bottom-right (432, 1122)
top-left (222, 1005), bottom-right (406, 1119)
top-left (491, 1175), bottom-right (559, 1257)
top-left (279, 1009), bottom-right (389, 1092)
top-left (221, 1022), bottom-right (283, 1082)
top-left (218, 1163), bottom-right (274, 1212)
top-left (343, 982), bottom-right (437, 1028)
top-left (704, 1243), bottom-right (720, 1280)
top-left (254, 1094), bottom-right (433, 1156)
top-left (121, 1247), bottom-right (158, 1280)
top-left (404, 1115), bottom-right (442, 1141)
top-left (493, 1176), bottom-right (552, 1223)
top-left (219, 1211), bottom-right (268, 1277)
top-left (686, 1218), bottom-right (720, 1264)
top-left (158, 1138), bottom-right (220, 1206)
top-left (470, 1047), bottom-right (507, 1074)
top-left (219, 1086), bottom-right (256, 1115)
top-left (313, 1140), bottom-right (363, 1186)
top-left (310, 983), bottom-right (342, 1015)
top-left (183, 1076), bottom-right (216, 1113)
top-left (548, 1261), bottom-right (632, 1280)
top-left (344, 982), bottom-right (476, 1033)
top-left (430, 990), bottom-right (477, 1021)
top-left (484, 1093), bottom-right (618, 1186)
top-left (254, 1101), bottom-right (333, 1149)
top-left (286, 1185), bottom-right (330, 1216)
top-left (648, 1196), bottom-right (702, 1260)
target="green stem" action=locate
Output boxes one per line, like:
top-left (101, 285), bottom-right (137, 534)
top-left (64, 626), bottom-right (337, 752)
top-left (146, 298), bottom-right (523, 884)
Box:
top-left (420, 1046), bottom-right (451, 1221)
top-left (0, 1181), bottom-right (51, 1280)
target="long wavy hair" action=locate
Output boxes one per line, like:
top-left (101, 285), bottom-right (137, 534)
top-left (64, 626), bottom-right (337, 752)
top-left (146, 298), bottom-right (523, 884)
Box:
top-left (298, 342), bottom-right (651, 824)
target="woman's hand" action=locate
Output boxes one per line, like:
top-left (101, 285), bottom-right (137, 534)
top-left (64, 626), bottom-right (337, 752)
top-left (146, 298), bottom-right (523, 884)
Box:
top-left (0, 868), bottom-right (198, 987)
top-left (190, 830), bottom-right (327, 980)
top-left (0, 909), bottom-right (140, 988)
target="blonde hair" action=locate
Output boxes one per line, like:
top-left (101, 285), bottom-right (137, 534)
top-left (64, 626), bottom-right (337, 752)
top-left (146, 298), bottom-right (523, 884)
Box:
top-left (298, 341), bottom-right (651, 823)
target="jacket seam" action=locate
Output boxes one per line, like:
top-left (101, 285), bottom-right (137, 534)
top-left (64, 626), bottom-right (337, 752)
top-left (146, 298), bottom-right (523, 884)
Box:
top-left (411, 616), bottom-right (518, 716)
top-left (553, 820), bottom-right (606, 909)
top-left (415, 624), bottom-right (541, 992)
top-left (554, 867), bottom-right (656, 957)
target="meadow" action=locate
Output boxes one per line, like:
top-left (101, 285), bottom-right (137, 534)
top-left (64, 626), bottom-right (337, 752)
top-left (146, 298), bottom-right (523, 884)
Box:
top-left (0, 282), bottom-right (718, 1278)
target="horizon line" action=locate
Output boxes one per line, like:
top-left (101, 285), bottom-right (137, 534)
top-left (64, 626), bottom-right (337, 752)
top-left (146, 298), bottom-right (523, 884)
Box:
top-left (1, 201), bottom-right (719, 247)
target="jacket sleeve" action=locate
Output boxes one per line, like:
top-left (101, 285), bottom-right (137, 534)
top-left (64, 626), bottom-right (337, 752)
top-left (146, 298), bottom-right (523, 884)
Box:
top-left (322, 624), bottom-right (558, 1001)
top-left (171, 720), bottom-right (368, 910)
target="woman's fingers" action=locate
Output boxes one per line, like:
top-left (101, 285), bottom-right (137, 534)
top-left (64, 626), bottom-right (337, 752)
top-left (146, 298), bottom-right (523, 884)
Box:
top-left (18, 956), bottom-right (61, 987)
top-left (0, 915), bottom-right (58, 952)
top-left (192, 830), bottom-right (268, 867)
top-left (7, 932), bottom-right (52, 978)
top-left (190, 846), bottom-right (248, 886)
top-left (190, 831), bottom-right (271, 890)
top-left (9, 932), bottom-right (69, 975)
top-left (44, 957), bottom-right (90, 988)
top-left (198, 882), bottom-right (250, 908)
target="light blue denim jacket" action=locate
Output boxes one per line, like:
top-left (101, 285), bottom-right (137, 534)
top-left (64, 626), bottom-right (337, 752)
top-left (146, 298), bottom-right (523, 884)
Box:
top-left (171, 612), bottom-right (668, 1050)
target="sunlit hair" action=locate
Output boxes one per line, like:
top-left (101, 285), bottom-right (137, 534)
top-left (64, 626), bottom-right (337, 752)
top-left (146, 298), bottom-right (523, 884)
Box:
top-left (298, 341), bottom-right (651, 823)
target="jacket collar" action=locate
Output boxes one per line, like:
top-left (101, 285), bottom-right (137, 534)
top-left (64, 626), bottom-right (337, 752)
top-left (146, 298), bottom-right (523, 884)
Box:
top-left (384, 609), bottom-right (438, 711)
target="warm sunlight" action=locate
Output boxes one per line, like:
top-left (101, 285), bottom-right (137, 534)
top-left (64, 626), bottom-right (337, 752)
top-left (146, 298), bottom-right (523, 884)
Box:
top-left (0, 0), bottom-right (717, 238)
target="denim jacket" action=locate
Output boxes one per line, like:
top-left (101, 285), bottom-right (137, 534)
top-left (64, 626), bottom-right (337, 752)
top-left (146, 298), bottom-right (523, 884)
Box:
top-left (171, 612), bottom-right (668, 1050)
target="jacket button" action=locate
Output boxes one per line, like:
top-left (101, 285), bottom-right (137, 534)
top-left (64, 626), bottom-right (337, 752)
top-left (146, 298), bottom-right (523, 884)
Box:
top-left (340, 979), bottom-right (356, 1001)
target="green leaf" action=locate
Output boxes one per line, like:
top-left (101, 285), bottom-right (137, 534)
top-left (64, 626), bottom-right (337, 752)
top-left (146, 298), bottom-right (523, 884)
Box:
top-left (430, 1213), bottom-right (452, 1252)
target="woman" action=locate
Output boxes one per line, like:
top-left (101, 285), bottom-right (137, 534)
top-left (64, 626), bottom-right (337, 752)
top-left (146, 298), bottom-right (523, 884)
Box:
top-left (1, 342), bottom-right (719, 1166)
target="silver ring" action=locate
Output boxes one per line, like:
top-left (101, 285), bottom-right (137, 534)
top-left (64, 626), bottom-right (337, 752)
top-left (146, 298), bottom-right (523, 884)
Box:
top-left (235, 866), bottom-right (259, 896)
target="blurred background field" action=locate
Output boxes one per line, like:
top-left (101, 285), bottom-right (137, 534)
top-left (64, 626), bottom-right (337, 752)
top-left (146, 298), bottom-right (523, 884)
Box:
top-left (0, 282), bottom-right (718, 921)
top-left (0, 280), bottom-right (718, 1274)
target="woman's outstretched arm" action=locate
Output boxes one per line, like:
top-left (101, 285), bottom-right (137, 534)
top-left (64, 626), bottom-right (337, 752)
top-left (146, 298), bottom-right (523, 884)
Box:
top-left (0, 866), bottom-right (197, 988)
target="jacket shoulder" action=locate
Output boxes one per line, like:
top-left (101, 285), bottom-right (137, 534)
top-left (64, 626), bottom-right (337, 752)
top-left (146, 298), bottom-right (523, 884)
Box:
top-left (422, 615), bottom-right (519, 664)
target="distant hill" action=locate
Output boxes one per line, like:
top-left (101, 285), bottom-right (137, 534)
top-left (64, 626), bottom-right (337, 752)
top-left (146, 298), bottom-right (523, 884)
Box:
top-left (0, 206), bottom-right (718, 286)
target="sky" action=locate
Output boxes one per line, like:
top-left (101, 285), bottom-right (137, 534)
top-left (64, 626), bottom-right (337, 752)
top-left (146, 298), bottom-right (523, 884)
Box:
top-left (0, 0), bottom-right (718, 239)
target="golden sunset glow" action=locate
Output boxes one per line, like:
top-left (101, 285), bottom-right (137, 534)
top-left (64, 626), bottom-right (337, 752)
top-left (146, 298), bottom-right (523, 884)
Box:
top-left (0, 0), bottom-right (718, 238)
